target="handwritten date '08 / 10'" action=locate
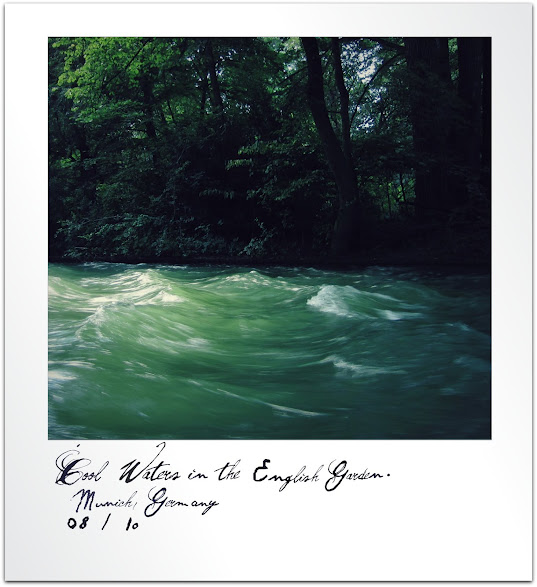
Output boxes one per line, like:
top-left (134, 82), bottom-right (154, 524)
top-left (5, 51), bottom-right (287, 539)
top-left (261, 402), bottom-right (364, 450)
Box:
top-left (54, 443), bottom-right (390, 534)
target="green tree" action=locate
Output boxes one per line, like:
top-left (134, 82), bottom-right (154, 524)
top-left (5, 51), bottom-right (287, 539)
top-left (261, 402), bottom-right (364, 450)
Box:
top-left (49, 36), bottom-right (490, 264)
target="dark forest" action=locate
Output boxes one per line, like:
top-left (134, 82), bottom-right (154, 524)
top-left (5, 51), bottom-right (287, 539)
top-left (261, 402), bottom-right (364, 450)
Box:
top-left (49, 37), bottom-right (491, 267)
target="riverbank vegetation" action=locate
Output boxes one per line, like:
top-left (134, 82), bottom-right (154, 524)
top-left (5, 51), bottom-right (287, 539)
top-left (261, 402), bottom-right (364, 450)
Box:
top-left (49, 37), bottom-right (491, 266)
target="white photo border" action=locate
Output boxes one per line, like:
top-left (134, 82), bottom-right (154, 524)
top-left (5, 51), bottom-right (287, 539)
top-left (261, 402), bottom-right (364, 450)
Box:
top-left (5, 2), bottom-right (532, 581)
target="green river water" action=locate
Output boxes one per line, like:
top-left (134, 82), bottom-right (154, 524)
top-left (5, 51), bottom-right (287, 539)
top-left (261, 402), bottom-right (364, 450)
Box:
top-left (48, 263), bottom-right (491, 439)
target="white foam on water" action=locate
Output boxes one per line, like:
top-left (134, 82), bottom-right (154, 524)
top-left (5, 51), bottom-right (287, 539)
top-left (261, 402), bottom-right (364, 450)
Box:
top-left (140, 290), bottom-right (186, 305)
top-left (448, 321), bottom-right (471, 332)
top-left (48, 370), bottom-right (77, 382)
top-left (267, 403), bottom-right (324, 418)
top-left (94, 271), bottom-right (169, 303)
top-left (365, 291), bottom-right (399, 302)
top-left (222, 271), bottom-right (273, 288)
top-left (126, 286), bottom-right (161, 300)
top-left (90, 296), bottom-right (119, 305)
top-left (224, 274), bottom-right (245, 283)
top-left (307, 285), bottom-right (354, 317)
top-left (136, 272), bottom-right (155, 285)
top-left (139, 372), bottom-right (164, 381)
top-left (49, 360), bottom-right (94, 370)
top-left (307, 284), bottom-right (401, 318)
top-left (187, 337), bottom-right (210, 348)
top-left (159, 291), bottom-right (186, 303)
top-left (379, 309), bottom-right (423, 321)
top-left (322, 355), bottom-right (406, 377)
top-left (75, 306), bottom-right (113, 341)
top-left (90, 306), bottom-right (111, 325)
top-left (214, 387), bottom-right (325, 418)
top-left (137, 334), bottom-right (213, 356)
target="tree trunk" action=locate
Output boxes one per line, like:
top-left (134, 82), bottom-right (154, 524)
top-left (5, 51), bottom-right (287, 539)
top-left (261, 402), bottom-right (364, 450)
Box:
top-left (404, 37), bottom-right (453, 222)
top-left (75, 125), bottom-right (96, 205)
top-left (205, 40), bottom-right (224, 116)
top-left (140, 75), bottom-right (158, 145)
top-left (435, 38), bottom-right (452, 84)
top-left (301, 37), bottom-right (360, 254)
top-left (386, 181), bottom-right (392, 218)
top-left (139, 73), bottom-right (164, 200)
top-left (331, 38), bottom-right (353, 166)
top-left (457, 37), bottom-right (483, 204)
top-left (199, 74), bottom-right (209, 117)
top-left (481, 37), bottom-right (491, 202)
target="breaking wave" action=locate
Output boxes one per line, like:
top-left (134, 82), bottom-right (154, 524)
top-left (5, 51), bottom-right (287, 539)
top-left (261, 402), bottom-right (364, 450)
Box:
top-left (48, 263), bottom-right (491, 440)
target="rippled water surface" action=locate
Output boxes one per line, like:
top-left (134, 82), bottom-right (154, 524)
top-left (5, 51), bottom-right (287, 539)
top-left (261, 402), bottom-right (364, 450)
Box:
top-left (49, 263), bottom-right (491, 439)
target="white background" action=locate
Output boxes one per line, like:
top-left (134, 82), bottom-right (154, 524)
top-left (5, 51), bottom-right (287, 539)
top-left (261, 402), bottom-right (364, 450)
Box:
top-left (4, 2), bottom-right (532, 582)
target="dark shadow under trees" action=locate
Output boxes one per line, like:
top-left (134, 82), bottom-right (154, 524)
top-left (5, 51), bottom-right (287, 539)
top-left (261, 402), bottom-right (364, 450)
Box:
top-left (49, 36), bottom-right (491, 267)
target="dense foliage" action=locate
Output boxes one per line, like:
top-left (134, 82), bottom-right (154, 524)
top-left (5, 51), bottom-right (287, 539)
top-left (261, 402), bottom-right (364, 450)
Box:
top-left (49, 37), bottom-right (490, 264)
